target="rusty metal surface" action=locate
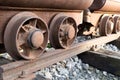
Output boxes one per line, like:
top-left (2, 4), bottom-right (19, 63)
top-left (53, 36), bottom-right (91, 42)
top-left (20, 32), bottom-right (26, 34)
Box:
top-left (4, 12), bottom-right (49, 60)
top-left (0, 33), bottom-right (120, 80)
top-left (0, 10), bottom-right (83, 43)
top-left (89, 0), bottom-right (120, 12)
top-left (84, 12), bottom-right (102, 27)
top-left (83, 11), bottom-right (114, 27)
top-left (113, 15), bottom-right (120, 33)
top-left (89, 0), bottom-right (106, 11)
top-left (100, 0), bottom-right (120, 12)
top-left (99, 15), bottom-right (114, 36)
top-left (49, 14), bottom-right (77, 49)
top-left (0, 0), bottom-right (93, 10)
top-left (15, 74), bottom-right (36, 80)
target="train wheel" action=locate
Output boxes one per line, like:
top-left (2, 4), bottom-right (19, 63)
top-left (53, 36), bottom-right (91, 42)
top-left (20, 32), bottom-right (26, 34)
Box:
top-left (99, 15), bottom-right (114, 36)
top-left (50, 14), bottom-right (77, 49)
top-left (113, 16), bottom-right (120, 33)
top-left (4, 12), bottom-right (48, 60)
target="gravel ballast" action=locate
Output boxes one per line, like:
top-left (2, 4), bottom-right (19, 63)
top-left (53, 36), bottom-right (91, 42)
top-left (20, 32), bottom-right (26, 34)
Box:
top-left (36, 56), bottom-right (120, 80)
top-left (35, 36), bottom-right (120, 80)
top-left (1, 36), bottom-right (120, 80)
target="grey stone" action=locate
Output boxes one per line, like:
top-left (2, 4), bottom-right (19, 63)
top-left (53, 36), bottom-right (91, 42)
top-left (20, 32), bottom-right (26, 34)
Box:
top-left (95, 69), bottom-right (100, 74)
top-left (103, 71), bottom-right (107, 76)
top-left (44, 72), bottom-right (52, 79)
top-left (72, 71), bottom-right (77, 76)
top-left (77, 79), bottom-right (84, 80)
top-left (35, 43), bottom-right (120, 80)
top-left (45, 48), bottom-right (55, 52)
top-left (87, 70), bottom-right (92, 74)
top-left (75, 69), bottom-right (80, 74)
top-left (36, 74), bottom-right (50, 80)
top-left (78, 59), bottom-right (82, 64)
top-left (66, 62), bottom-right (75, 70)
top-left (56, 62), bottom-right (61, 66)
top-left (57, 67), bottom-right (69, 75)
top-left (72, 56), bottom-right (79, 62)
top-left (82, 64), bottom-right (89, 70)
top-left (76, 63), bottom-right (82, 70)
top-left (62, 60), bottom-right (67, 64)
top-left (57, 77), bottom-right (65, 80)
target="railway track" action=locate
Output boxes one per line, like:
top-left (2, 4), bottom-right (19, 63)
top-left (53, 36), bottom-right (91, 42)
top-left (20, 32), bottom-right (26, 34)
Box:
top-left (1, 0), bottom-right (120, 80)
top-left (0, 33), bottom-right (120, 80)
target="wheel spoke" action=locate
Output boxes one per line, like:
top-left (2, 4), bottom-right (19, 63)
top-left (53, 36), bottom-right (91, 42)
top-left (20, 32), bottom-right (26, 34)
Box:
top-left (18, 40), bottom-right (25, 46)
top-left (17, 32), bottom-right (28, 45)
top-left (66, 39), bottom-right (71, 46)
top-left (41, 30), bottom-right (46, 34)
top-left (64, 19), bottom-right (69, 24)
top-left (70, 23), bottom-right (74, 26)
top-left (60, 25), bottom-right (65, 31)
top-left (31, 49), bottom-right (42, 57)
top-left (25, 50), bottom-right (31, 57)
top-left (29, 19), bottom-right (37, 27)
top-left (21, 26), bottom-right (29, 32)
top-left (21, 46), bottom-right (31, 57)
top-left (59, 31), bottom-right (64, 37)
top-left (60, 28), bottom-right (63, 32)
top-left (40, 46), bottom-right (44, 50)
top-left (62, 40), bottom-right (67, 46)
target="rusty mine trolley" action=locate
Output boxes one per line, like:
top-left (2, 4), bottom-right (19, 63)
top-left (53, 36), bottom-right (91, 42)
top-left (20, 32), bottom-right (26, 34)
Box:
top-left (1, 0), bottom-right (120, 80)
top-left (0, 0), bottom-right (120, 60)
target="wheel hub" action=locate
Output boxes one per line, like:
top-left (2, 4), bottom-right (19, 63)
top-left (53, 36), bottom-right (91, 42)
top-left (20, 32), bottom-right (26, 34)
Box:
top-left (28, 29), bottom-right (44, 49)
top-left (66, 25), bottom-right (75, 39)
top-left (107, 20), bottom-right (114, 34)
top-left (60, 24), bottom-right (75, 40)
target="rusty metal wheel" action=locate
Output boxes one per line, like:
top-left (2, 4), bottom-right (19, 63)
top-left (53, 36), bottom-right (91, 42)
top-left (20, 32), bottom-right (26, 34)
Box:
top-left (4, 12), bottom-right (48, 60)
top-left (113, 16), bottom-right (120, 33)
top-left (50, 14), bottom-right (77, 49)
top-left (99, 15), bottom-right (114, 36)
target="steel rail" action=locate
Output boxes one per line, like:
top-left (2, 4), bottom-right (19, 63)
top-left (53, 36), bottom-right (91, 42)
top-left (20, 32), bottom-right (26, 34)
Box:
top-left (0, 33), bottom-right (120, 80)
